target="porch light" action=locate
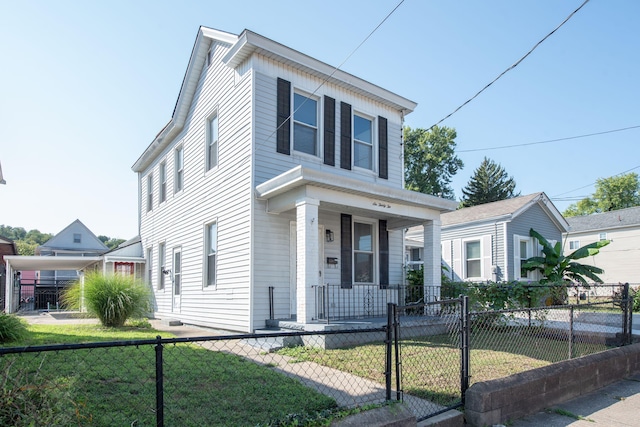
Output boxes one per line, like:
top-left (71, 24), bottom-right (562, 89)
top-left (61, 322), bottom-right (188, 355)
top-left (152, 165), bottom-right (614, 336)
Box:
top-left (325, 229), bottom-right (334, 242)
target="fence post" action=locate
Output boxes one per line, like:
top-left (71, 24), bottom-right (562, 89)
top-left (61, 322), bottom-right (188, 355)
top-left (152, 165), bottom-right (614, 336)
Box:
top-left (622, 283), bottom-right (630, 345)
top-left (569, 306), bottom-right (574, 359)
top-left (460, 296), bottom-right (470, 404)
top-left (155, 336), bottom-right (164, 427)
top-left (385, 302), bottom-right (394, 401)
top-left (393, 303), bottom-right (401, 401)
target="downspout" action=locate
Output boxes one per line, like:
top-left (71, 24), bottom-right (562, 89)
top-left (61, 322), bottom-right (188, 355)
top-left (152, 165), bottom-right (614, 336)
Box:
top-left (400, 110), bottom-right (406, 189)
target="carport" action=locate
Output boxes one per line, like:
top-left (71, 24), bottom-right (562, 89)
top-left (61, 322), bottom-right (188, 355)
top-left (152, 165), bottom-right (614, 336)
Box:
top-left (3, 255), bottom-right (102, 313)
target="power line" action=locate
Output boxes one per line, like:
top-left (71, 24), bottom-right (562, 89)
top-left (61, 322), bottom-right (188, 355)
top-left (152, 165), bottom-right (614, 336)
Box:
top-left (428, 0), bottom-right (590, 130)
top-left (551, 165), bottom-right (640, 198)
top-left (458, 125), bottom-right (640, 153)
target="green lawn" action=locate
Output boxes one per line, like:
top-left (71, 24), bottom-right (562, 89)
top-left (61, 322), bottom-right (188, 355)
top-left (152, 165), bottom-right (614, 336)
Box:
top-left (1, 323), bottom-right (336, 427)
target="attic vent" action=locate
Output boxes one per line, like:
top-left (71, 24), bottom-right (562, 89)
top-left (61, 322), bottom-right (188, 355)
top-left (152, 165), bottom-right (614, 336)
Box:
top-left (74, 233), bottom-right (81, 243)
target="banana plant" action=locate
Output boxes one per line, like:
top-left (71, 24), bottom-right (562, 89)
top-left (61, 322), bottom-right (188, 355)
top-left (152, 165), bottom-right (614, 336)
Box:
top-left (522, 228), bottom-right (610, 286)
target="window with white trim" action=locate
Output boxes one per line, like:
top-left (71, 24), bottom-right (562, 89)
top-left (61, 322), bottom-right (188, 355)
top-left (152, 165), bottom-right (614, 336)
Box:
top-left (159, 162), bottom-right (167, 203)
top-left (206, 112), bottom-right (219, 171)
top-left (353, 221), bottom-right (375, 283)
top-left (158, 242), bottom-right (165, 290)
top-left (173, 248), bottom-right (182, 295)
top-left (293, 92), bottom-right (318, 156)
top-left (599, 232), bottom-right (607, 241)
top-left (146, 173), bottom-right (153, 212)
top-left (146, 247), bottom-right (153, 284)
top-left (174, 146), bottom-right (184, 193)
top-left (464, 240), bottom-right (481, 279)
top-left (353, 113), bottom-right (373, 170)
top-left (205, 222), bottom-right (217, 287)
top-left (514, 234), bottom-right (535, 280)
top-left (569, 240), bottom-right (580, 250)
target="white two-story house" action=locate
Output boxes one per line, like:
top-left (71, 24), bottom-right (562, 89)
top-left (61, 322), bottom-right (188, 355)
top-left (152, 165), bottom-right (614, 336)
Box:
top-left (132, 27), bottom-right (457, 333)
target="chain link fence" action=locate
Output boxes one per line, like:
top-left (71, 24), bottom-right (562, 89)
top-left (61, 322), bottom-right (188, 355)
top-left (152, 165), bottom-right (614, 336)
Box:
top-left (1, 284), bottom-right (635, 425)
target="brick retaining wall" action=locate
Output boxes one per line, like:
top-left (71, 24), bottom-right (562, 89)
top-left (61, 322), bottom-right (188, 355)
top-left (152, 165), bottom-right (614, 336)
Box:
top-left (464, 342), bottom-right (640, 426)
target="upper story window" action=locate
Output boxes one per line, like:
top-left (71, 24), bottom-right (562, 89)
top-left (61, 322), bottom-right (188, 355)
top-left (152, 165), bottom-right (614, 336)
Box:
top-left (353, 114), bottom-right (373, 170)
top-left (599, 232), bottom-right (607, 241)
top-left (159, 162), bottom-right (167, 203)
top-left (146, 173), bottom-right (153, 212)
top-left (73, 233), bottom-right (82, 244)
top-left (569, 240), bottom-right (580, 250)
top-left (293, 92), bottom-right (318, 156)
top-left (206, 112), bottom-right (219, 171)
top-left (175, 146), bottom-right (184, 193)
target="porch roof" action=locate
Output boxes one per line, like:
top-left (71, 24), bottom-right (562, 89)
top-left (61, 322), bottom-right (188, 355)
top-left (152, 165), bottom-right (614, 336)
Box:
top-left (256, 166), bottom-right (457, 229)
top-left (4, 255), bottom-right (102, 271)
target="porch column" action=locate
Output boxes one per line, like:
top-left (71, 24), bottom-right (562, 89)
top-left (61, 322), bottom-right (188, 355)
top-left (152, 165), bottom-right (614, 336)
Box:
top-left (296, 198), bottom-right (320, 324)
top-left (5, 263), bottom-right (13, 313)
top-left (423, 219), bottom-right (442, 303)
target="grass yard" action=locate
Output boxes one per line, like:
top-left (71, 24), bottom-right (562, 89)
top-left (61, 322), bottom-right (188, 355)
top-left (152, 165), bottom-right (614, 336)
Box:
top-left (1, 323), bottom-right (336, 427)
top-left (277, 325), bottom-right (612, 407)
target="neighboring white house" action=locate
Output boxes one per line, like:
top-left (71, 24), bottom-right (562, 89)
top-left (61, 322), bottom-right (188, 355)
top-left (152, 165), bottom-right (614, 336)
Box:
top-left (406, 193), bottom-right (568, 283)
top-left (564, 206), bottom-right (640, 285)
top-left (132, 27), bottom-right (457, 333)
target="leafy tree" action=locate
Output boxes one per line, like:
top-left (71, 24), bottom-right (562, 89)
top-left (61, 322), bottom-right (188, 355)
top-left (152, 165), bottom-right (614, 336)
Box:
top-left (563, 173), bottom-right (640, 217)
top-left (98, 235), bottom-right (126, 250)
top-left (404, 126), bottom-right (464, 199)
top-left (522, 228), bottom-right (610, 287)
top-left (16, 241), bottom-right (38, 256)
top-left (460, 157), bottom-right (519, 207)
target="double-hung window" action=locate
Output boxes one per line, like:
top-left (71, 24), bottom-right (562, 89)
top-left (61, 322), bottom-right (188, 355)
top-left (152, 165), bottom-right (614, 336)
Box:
top-left (158, 243), bottom-right (165, 290)
top-left (146, 173), bottom-right (153, 212)
top-left (146, 248), bottom-right (153, 284)
top-left (353, 221), bottom-right (374, 283)
top-left (206, 113), bottom-right (219, 171)
top-left (569, 240), bottom-right (580, 250)
top-left (159, 162), bottom-right (166, 203)
top-left (293, 92), bottom-right (318, 156)
top-left (205, 222), bottom-right (217, 287)
top-left (174, 146), bottom-right (184, 193)
top-left (465, 241), bottom-right (481, 279)
top-left (353, 114), bottom-right (373, 170)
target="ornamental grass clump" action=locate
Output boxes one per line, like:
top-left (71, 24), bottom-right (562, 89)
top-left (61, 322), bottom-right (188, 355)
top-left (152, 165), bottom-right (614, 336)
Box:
top-left (0, 312), bottom-right (28, 343)
top-left (62, 272), bottom-right (151, 327)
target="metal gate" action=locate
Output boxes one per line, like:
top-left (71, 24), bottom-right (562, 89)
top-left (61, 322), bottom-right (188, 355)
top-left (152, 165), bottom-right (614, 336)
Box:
top-left (388, 297), bottom-right (469, 422)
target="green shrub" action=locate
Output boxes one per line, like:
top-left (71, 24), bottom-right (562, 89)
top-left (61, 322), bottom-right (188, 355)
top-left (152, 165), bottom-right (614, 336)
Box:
top-left (62, 272), bottom-right (151, 327)
top-left (0, 312), bottom-right (28, 343)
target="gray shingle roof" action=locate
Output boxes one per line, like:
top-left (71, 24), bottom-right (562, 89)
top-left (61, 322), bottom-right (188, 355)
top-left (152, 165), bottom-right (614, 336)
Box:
top-left (441, 193), bottom-right (543, 226)
top-left (566, 206), bottom-right (640, 232)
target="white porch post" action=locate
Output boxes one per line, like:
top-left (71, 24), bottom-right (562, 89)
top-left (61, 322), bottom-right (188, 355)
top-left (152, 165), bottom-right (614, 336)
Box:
top-left (5, 263), bottom-right (13, 313)
top-left (296, 198), bottom-right (320, 324)
top-left (423, 219), bottom-right (442, 303)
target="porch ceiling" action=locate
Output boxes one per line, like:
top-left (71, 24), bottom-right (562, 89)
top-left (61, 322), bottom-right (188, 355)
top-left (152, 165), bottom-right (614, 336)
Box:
top-left (256, 166), bottom-right (458, 229)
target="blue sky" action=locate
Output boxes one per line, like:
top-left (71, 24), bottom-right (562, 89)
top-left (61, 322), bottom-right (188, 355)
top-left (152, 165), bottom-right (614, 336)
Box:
top-left (1, 0), bottom-right (638, 238)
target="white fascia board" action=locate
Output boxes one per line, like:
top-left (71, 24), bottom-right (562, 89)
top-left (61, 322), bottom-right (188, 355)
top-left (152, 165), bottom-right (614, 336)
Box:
top-left (224, 30), bottom-right (417, 113)
top-left (5, 255), bottom-right (103, 271)
top-left (256, 166), bottom-right (457, 213)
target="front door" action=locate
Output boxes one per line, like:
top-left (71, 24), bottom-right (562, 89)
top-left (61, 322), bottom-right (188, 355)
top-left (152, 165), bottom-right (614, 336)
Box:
top-left (289, 223), bottom-right (324, 319)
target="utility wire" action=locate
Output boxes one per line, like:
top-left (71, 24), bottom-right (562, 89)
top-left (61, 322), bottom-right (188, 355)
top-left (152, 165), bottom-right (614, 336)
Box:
top-left (551, 165), bottom-right (640, 198)
top-left (428, 0), bottom-right (590, 130)
top-left (458, 125), bottom-right (640, 153)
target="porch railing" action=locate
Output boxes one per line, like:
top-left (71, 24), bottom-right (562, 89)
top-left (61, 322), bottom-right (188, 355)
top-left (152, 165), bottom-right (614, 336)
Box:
top-left (307, 284), bottom-right (447, 323)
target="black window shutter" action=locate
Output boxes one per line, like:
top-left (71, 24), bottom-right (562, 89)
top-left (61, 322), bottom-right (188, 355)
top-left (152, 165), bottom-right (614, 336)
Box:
top-left (340, 214), bottom-right (353, 288)
top-left (324, 96), bottom-right (335, 166)
top-left (340, 102), bottom-right (352, 170)
top-left (379, 220), bottom-right (389, 288)
top-left (378, 116), bottom-right (388, 179)
top-left (276, 78), bottom-right (291, 155)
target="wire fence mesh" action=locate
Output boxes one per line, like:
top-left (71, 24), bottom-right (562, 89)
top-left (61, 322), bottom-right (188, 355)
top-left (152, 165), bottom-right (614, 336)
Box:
top-left (0, 284), bottom-right (635, 426)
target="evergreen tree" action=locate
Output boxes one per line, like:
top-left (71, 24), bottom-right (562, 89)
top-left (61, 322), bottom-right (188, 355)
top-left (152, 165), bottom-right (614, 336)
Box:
top-left (460, 157), bottom-right (519, 207)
